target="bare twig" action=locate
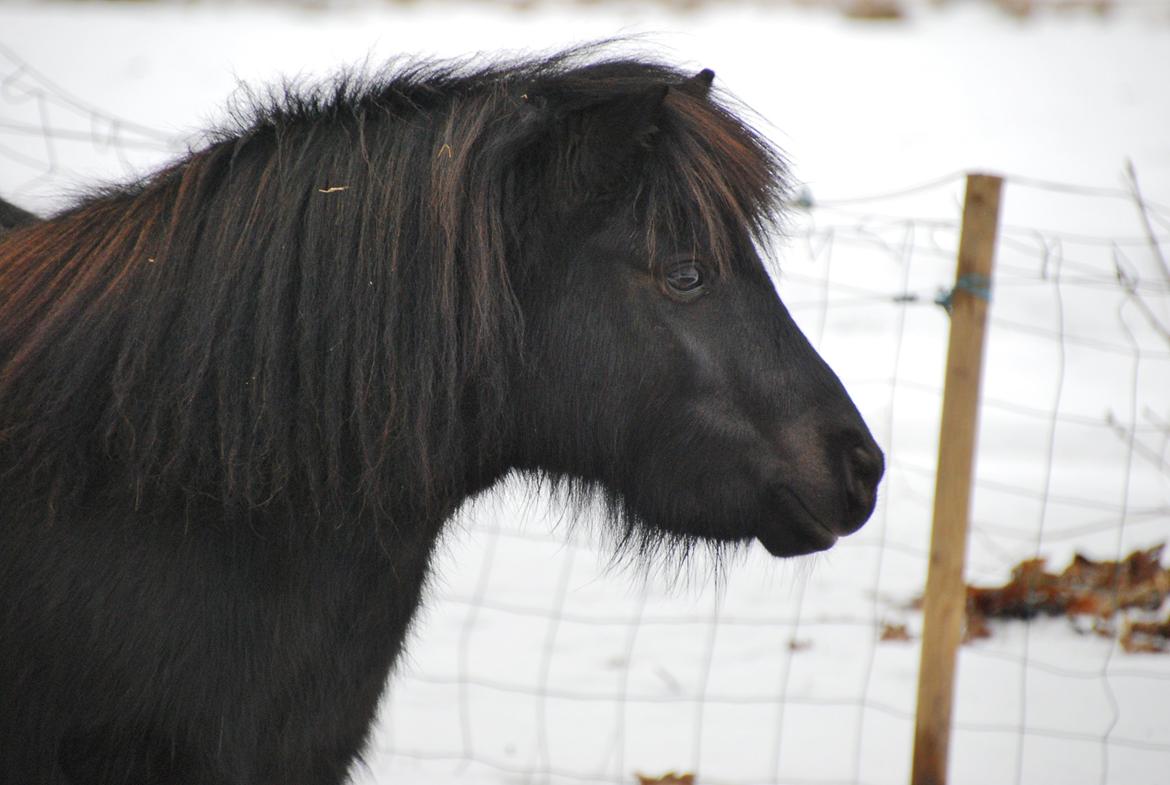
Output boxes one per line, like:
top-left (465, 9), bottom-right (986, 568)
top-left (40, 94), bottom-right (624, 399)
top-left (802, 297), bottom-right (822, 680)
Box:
top-left (1124, 160), bottom-right (1170, 290)
top-left (1113, 245), bottom-right (1170, 347)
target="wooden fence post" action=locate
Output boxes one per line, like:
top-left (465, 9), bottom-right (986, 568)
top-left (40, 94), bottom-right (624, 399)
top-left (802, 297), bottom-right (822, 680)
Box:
top-left (911, 173), bottom-right (1004, 785)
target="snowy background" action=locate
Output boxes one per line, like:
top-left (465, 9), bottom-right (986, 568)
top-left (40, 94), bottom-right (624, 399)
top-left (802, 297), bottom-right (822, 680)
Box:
top-left (2, 2), bottom-right (1169, 784)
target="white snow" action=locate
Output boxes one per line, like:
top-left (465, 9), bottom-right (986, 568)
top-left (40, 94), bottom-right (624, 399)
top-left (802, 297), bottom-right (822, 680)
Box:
top-left (1, 2), bottom-right (1168, 784)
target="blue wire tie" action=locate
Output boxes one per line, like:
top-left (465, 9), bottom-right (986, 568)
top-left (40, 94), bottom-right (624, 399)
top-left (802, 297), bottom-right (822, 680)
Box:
top-left (935, 273), bottom-right (992, 315)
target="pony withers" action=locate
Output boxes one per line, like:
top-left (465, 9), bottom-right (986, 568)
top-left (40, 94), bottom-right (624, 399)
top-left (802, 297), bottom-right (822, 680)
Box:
top-left (0, 50), bottom-right (883, 784)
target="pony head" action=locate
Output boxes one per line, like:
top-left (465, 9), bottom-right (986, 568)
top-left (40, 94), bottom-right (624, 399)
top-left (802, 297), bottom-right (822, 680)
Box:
top-left (496, 59), bottom-right (884, 558)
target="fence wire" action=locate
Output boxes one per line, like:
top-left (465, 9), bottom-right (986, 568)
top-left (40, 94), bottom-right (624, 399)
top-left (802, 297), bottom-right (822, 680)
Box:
top-left (3, 43), bottom-right (1169, 785)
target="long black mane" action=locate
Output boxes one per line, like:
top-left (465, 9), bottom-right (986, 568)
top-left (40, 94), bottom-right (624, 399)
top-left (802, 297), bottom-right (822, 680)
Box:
top-left (0, 49), bottom-right (786, 528)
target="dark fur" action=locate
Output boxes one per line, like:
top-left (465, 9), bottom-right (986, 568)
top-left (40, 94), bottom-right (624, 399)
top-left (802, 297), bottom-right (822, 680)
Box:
top-left (0, 49), bottom-right (882, 784)
top-left (0, 195), bottom-right (38, 234)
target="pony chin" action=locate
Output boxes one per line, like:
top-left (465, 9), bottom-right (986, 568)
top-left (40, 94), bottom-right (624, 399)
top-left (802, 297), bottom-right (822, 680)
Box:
top-left (596, 454), bottom-right (839, 564)
top-left (524, 472), bottom-right (753, 583)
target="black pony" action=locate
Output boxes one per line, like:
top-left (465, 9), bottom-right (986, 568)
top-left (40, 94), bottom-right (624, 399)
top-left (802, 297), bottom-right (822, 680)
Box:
top-left (0, 50), bottom-right (882, 784)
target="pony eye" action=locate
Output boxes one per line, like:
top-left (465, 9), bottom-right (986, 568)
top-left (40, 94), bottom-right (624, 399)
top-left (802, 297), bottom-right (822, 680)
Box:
top-left (665, 261), bottom-right (707, 299)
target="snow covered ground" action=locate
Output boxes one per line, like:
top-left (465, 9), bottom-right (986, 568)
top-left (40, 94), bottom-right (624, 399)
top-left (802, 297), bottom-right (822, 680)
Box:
top-left (2, 2), bottom-right (1169, 784)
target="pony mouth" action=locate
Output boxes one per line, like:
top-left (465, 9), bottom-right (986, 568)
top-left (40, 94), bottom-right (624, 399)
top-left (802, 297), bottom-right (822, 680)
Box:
top-left (755, 486), bottom-right (839, 557)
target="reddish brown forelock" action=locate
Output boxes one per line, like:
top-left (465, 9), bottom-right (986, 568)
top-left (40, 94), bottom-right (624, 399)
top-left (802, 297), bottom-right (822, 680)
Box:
top-left (642, 90), bottom-right (783, 275)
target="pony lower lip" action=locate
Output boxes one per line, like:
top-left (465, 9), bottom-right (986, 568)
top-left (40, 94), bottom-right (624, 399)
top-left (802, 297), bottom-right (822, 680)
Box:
top-left (758, 487), bottom-right (839, 557)
top-left (756, 525), bottom-right (836, 558)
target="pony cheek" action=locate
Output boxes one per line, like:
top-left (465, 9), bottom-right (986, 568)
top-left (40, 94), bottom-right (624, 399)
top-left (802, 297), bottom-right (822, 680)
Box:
top-left (611, 399), bottom-right (768, 546)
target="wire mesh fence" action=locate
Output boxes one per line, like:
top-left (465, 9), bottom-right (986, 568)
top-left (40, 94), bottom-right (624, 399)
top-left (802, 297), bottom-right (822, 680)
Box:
top-left (3, 42), bottom-right (1169, 785)
top-left (359, 171), bottom-right (1170, 785)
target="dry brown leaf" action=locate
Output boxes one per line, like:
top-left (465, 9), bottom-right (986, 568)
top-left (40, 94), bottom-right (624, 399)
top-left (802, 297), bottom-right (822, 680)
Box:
top-left (842, 0), bottom-right (906, 20)
top-left (879, 622), bottom-right (912, 642)
top-left (917, 544), bottom-right (1169, 652)
top-left (1120, 615), bottom-right (1170, 654)
top-left (636, 772), bottom-right (695, 785)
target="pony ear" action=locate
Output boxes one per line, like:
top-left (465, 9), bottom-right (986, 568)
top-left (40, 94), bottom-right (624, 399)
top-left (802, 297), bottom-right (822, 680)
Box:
top-left (576, 85), bottom-right (669, 194)
top-left (522, 84), bottom-right (670, 198)
top-left (512, 82), bottom-right (669, 197)
top-left (577, 84), bottom-right (670, 153)
top-left (678, 68), bottom-right (715, 99)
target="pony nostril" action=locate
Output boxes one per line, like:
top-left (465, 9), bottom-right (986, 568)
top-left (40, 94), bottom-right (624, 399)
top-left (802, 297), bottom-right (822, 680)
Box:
top-left (844, 440), bottom-right (884, 519)
top-left (850, 443), bottom-right (884, 489)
